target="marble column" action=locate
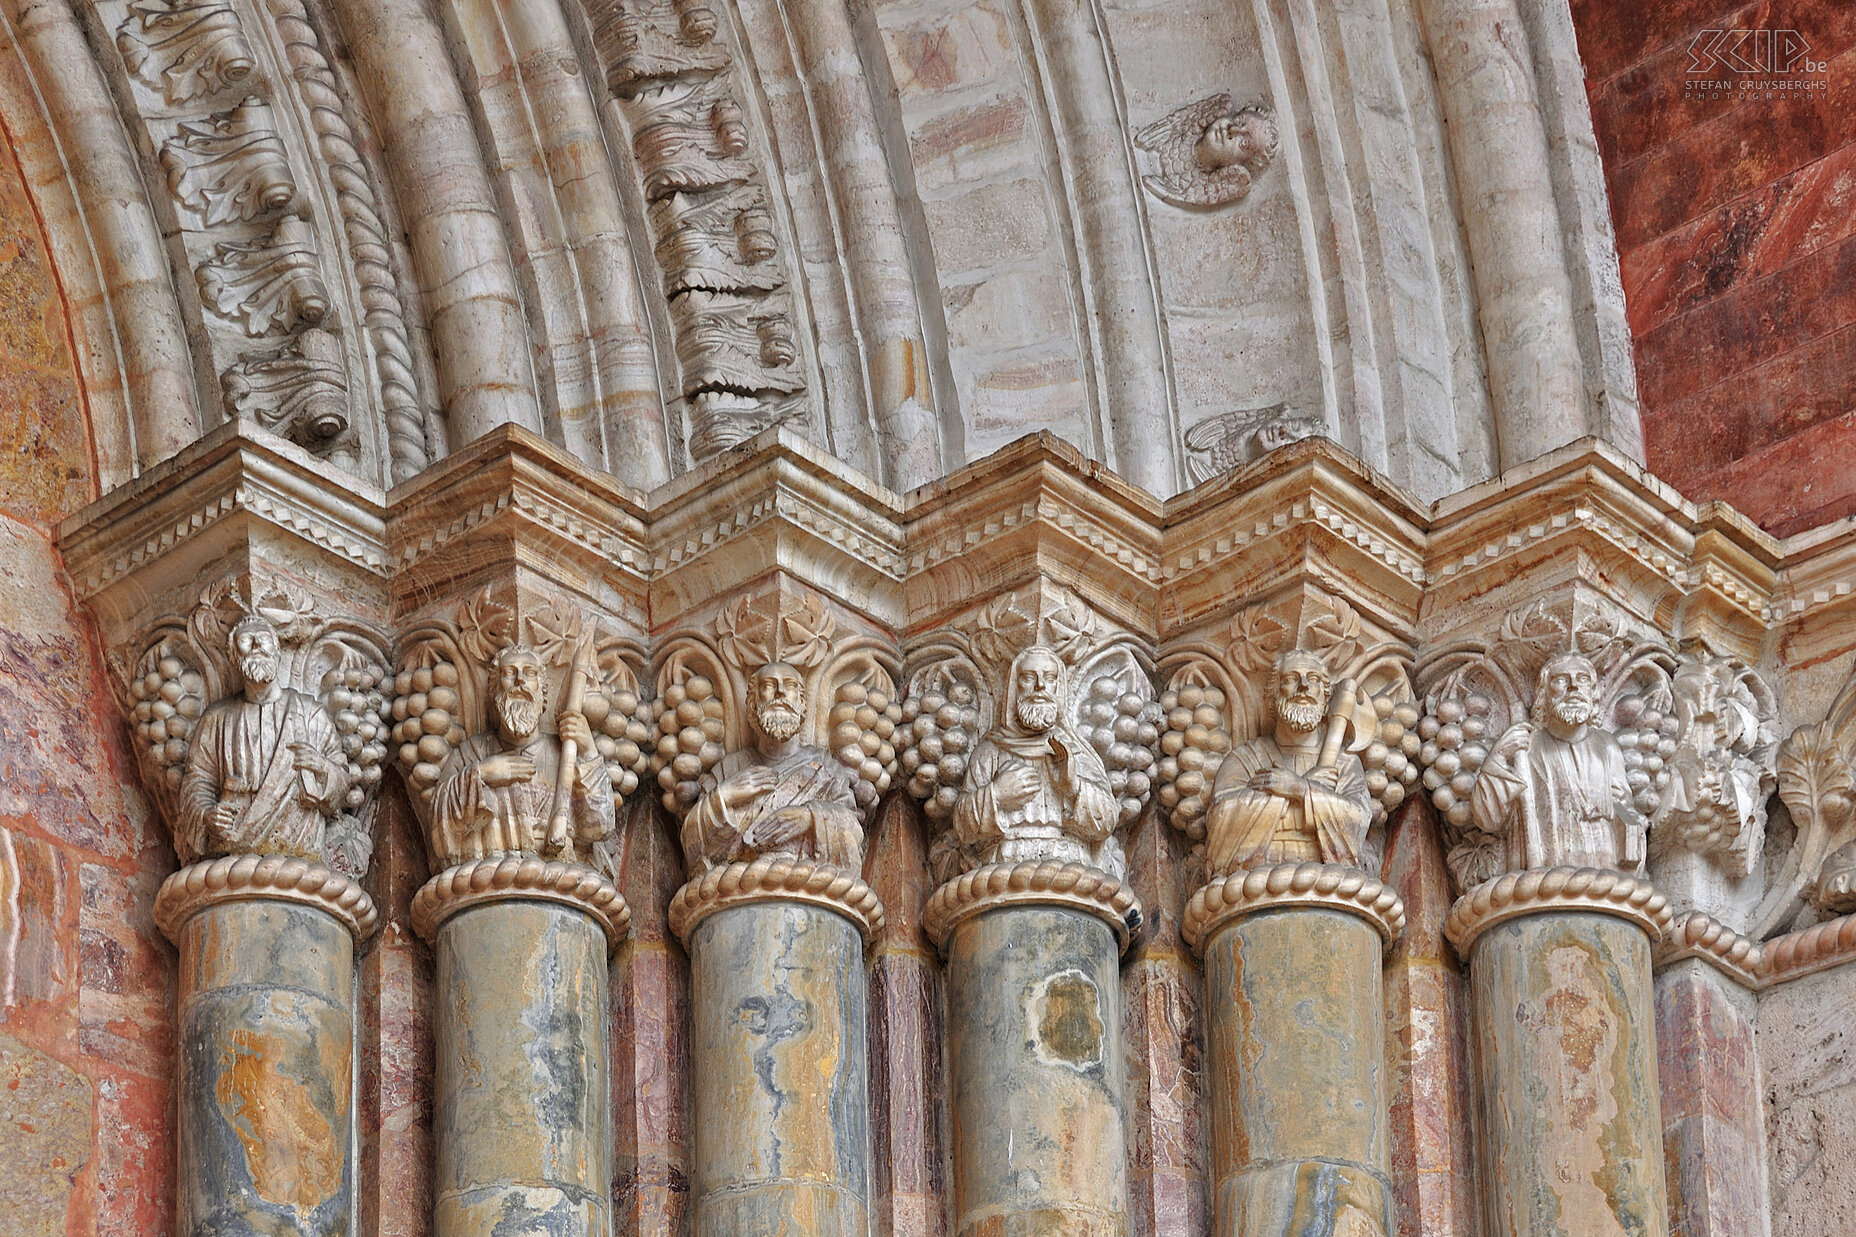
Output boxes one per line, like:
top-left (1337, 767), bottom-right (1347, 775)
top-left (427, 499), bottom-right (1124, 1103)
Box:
top-left (154, 855), bottom-right (379, 1237)
top-left (411, 857), bottom-right (632, 1237)
top-left (668, 857), bottom-right (886, 1237)
top-left (1445, 867), bottom-right (1674, 1237)
top-left (925, 862), bottom-right (1141, 1237)
top-left (1183, 862), bottom-right (1405, 1237)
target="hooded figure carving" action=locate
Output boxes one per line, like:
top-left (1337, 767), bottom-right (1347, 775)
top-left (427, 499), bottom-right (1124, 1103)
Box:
top-left (952, 646), bottom-right (1123, 877)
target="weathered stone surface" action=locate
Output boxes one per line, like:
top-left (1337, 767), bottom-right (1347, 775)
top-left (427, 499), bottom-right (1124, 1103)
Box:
top-left (687, 899), bottom-right (870, 1235)
top-left (174, 899), bottom-right (355, 1236)
top-left (1203, 907), bottom-right (1390, 1236)
top-left (946, 904), bottom-right (1128, 1236)
top-left (0, 1032), bottom-right (92, 1237)
top-left (1759, 962), bottom-right (1856, 1237)
top-left (433, 902), bottom-right (611, 1237)
top-left (1655, 961), bottom-right (1766, 1237)
top-left (1468, 911), bottom-right (1668, 1237)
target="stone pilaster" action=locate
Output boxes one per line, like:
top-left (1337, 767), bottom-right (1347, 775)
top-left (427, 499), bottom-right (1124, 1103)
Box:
top-left (1447, 869), bottom-right (1674, 1237)
top-left (1184, 864), bottom-right (1405, 1236)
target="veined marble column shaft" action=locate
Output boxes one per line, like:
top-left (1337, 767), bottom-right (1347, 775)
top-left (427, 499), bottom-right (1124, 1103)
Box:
top-left (669, 858), bottom-right (885, 1236)
top-left (155, 856), bottom-right (379, 1237)
top-left (1446, 868), bottom-right (1673, 1237)
top-left (926, 862), bottom-right (1140, 1237)
top-left (411, 858), bottom-right (631, 1237)
top-left (1184, 863), bottom-right (1406, 1237)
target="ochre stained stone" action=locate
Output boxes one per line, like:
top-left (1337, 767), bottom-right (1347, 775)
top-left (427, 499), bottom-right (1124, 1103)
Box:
top-left (175, 898), bottom-right (356, 1237)
top-left (1468, 911), bottom-right (1668, 1237)
top-left (687, 900), bottom-right (871, 1236)
top-left (433, 902), bottom-right (611, 1237)
top-left (0, 1032), bottom-right (93, 1237)
top-left (1202, 906), bottom-right (1390, 1237)
top-left (945, 905), bottom-right (1128, 1237)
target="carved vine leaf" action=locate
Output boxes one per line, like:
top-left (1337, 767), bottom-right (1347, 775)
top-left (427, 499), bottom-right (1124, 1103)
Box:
top-left (1305, 595), bottom-right (1364, 671)
top-left (118, 0), bottom-right (256, 105)
top-left (162, 97), bottom-right (297, 226)
top-left (525, 595), bottom-right (586, 667)
top-left (456, 589), bottom-right (515, 665)
top-left (1777, 721), bottom-right (1856, 884)
top-left (968, 593), bottom-right (1038, 674)
top-left (197, 215), bottom-right (330, 336)
top-left (1044, 593), bottom-right (1098, 667)
top-left (1228, 605), bottom-right (1289, 678)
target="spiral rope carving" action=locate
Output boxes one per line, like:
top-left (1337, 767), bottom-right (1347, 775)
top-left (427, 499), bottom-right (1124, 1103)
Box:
top-left (412, 856), bottom-right (631, 946)
top-left (266, 0), bottom-right (433, 482)
top-left (1182, 862), bottom-right (1406, 952)
top-left (1763, 912), bottom-right (1856, 984)
top-left (155, 854), bottom-right (378, 941)
top-left (1444, 866), bottom-right (1671, 954)
top-left (921, 861), bottom-right (1140, 951)
top-left (668, 856), bottom-right (885, 945)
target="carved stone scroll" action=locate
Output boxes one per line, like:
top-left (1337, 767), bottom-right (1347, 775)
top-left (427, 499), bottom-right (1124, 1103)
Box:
top-left (117, 0), bottom-right (256, 104)
top-left (196, 214), bottom-right (331, 335)
top-left (161, 97), bottom-right (297, 226)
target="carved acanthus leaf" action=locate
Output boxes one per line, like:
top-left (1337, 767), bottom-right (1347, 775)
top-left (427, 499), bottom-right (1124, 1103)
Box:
top-left (118, 0), bottom-right (256, 105)
top-left (630, 78), bottom-right (755, 200)
top-left (197, 215), bottom-right (330, 335)
top-left (223, 327), bottom-right (352, 460)
top-left (591, 0), bottom-right (730, 97)
top-left (650, 185), bottom-right (786, 295)
top-left (162, 97), bottom-right (296, 226)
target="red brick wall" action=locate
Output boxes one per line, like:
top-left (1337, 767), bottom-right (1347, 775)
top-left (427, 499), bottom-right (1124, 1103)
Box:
top-left (1574, 1), bottom-right (1856, 537)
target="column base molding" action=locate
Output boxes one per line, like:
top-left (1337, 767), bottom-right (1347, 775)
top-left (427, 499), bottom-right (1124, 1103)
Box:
top-left (1445, 866), bottom-right (1670, 954)
top-left (155, 854), bottom-right (378, 943)
top-left (1183, 862), bottom-right (1406, 953)
top-left (412, 855), bottom-right (631, 946)
top-left (923, 861), bottom-right (1140, 951)
top-left (668, 856), bottom-right (885, 946)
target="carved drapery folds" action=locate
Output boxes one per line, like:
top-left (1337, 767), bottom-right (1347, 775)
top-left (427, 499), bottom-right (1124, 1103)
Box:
top-left (112, 575), bottom-right (393, 877)
top-left (588, 0), bottom-right (810, 464)
top-left (1156, 590), bottom-right (1416, 881)
top-left (900, 586), bottom-right (1157, 887)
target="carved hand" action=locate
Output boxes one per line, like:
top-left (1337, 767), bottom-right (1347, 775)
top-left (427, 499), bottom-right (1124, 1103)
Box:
top-left (748, 807), bottom-right (813, 850)
top-left (290, 742), bottom-right (335, 807)
top-left (722, 765), bottom-right (781, 811)
top-left (558, 710), bottom-right (594, 753)
top-left (1248, 767), bottom-right (1307, 800)
top-left (209, 801), bottom-right (243, 848)
top-left (479, 751), bottom-right (537, 786)
top-left (992, 762), bottom-right (1043, 811)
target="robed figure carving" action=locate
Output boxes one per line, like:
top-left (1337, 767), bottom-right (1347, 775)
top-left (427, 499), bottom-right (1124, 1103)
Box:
top-left (1204, 650), bottom-right (1375, 874)
top-left (954, 646), bottom-right (1122, 874)
top-left (180, 614), bottom-right (349, 860)
top-left (683, 662), bottom-right (866, 874)
top-left (429, 645), bottom-right (615, 867)
top-left (1468, 653), bottom-right (1647, 874)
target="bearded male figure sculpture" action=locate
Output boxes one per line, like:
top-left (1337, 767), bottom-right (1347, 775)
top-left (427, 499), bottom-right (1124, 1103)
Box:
top-left (953, 645), bottom-right (1122, 875)
top-left (428, 644), bottom-right (614, 867)
top-left (179, 613), bottom-right (349, 861)
top-left (1468, 652), bottom-right (1646, 874)
top-left (1204, 649), bottom-right (1374, 874)
top-left (683, 661), bottom-right (866, 874)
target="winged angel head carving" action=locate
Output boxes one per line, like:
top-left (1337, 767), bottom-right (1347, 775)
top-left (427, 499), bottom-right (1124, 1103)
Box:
top-left (1135, 94), bottom-right (1279, 210)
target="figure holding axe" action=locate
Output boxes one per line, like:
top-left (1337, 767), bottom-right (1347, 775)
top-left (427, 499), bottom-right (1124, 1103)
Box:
top-left (1204, 649), bottom-right (1378, 875)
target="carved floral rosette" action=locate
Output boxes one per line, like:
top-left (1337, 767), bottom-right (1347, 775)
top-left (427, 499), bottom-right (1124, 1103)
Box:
top-left (1152, 589), bottom-right (1418, 861)
top-left (110, 575), bottom-right (394, 877)
top-left (1182, 861), bottom-right (1406, 954)
top-left (411, 856), bottom-right (632, 949)
top-left (922, 861), bottom-right (1141, 953)
top-left (154, 853), bottom-right (379, 943)
top-left (1443, 866), bottom-right (1672, 955)
top-left (667, 855), bottom-right (885, 946)
top-left (897, 584), bottom-right (1159, 886)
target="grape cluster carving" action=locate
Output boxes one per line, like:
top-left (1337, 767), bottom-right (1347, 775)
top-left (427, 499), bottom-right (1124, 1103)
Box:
top-left (1413, 690), bottom-right (1495, 832)
top-left (652, 675), bottom-right (727, 814)
top-left (1079, 676), bottom-right (1162, 826)
top-left (829, 681), bottom-right (902, 810)
top-left (391, 656), bottom-right (468, 801)
top-left (1153, 684), bottom-right (1232, 839)
top-left (897, 680), bottom-right (980, 820)
top-left (322, 657), bottom-right (391, 812)
top-left (128, 644), bottom-right (207, 791)
top-left (583, 683), bottom-right (657, 797)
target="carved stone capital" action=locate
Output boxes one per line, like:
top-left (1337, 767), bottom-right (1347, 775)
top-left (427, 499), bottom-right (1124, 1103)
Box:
top-left (667, 856), bottom-right (885, 945)
top-left (154, 854), bottom-right (378, 943)
top-left (1444, 866), bottom-right (1672, 955)
top-left (921, 861), bottom-right (1141, 952)
top-left (1182, 862), bottom-right (1406, 953)
top-left (411, 856), bottom-right (632, 948)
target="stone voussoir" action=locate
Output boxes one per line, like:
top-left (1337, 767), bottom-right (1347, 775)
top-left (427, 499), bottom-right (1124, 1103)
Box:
top-left (921, 860), bottom-right (1141, 952)
top-left (1182, 861), bottom-right (1407, 954)
top-left (412, 855), bottom-right (631, 947)
top-left (154, 853), bottom-right (379, 942)
top-left (1444, 865), bottom-right (1671, 954)
top-left (667, 855), bottom-right (885, 946)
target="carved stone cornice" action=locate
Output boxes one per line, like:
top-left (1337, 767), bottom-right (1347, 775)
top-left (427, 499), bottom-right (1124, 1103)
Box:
top-left (388, 425), bottom-right (650, 628)
top-left (1444, 866), bottom-right (1672, 954)
top-left (1159, 437), bottom-right (1427, 642)
top-left (1182, 862), bottom-right (1407, 953)
top-left (921, 861), bottom-right (1142, 952)
top-left (902, 432), bottom-right (1162, 640)
top-left (667, 856), bottom-right (885, 945)
top-left (154, 854), bottom-right (379, 942)
top-left (1772, 517), bottom-right (1856, 665)
top-left (58, 420), bottom-right (387, 634)
top-left (411, 856), bottom-right (633, 947)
